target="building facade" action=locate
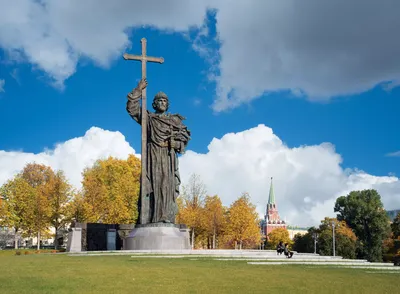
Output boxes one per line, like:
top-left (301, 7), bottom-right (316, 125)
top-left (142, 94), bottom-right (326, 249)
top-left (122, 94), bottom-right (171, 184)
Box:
top-left (287, 226), bottom-right (309, 239)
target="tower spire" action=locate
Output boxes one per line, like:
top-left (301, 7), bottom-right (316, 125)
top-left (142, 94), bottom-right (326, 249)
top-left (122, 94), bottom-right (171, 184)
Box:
top-left (268, 177), bottom-right (275, 205)
top-left (263, 176), bottom-right (287, 238)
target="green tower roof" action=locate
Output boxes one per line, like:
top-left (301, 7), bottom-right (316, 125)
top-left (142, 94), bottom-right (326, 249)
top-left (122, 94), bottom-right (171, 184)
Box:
top-left (268, 177), bottom-right (275, 205)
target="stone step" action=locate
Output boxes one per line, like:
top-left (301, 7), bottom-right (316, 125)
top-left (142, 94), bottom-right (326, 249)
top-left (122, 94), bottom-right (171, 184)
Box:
top-left (127, 249), bottom-right (344, 258)
top-left (212, 258), bottom-right (369, 263)
top-left (69, 252), bottom-right (346, 261)
top-left (126, 256), bottom-right (349, 260)
top-left (247, 261), bottom-right (397, 267)
top-left (68, 249), bottom-right (349, 260)
top-left (127, 255), bottom-right (370, 264)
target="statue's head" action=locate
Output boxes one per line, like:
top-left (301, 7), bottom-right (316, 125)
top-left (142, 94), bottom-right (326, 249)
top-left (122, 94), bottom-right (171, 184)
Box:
top-left (152, 91), bottom-right (169, 113)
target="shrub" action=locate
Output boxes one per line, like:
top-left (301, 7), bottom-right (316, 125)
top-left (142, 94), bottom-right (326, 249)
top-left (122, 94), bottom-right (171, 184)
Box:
top-left (383, 254), bottom-right (395, 262)
top-left (394, 255), bottom-right (400, 266)
top-left (24, 251), bottom-right (30, 255)
top-left (15, 251), bottom-right (22, 256)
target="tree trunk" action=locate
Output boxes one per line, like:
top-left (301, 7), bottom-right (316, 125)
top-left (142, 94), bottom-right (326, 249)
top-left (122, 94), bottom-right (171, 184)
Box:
top-left (213, 231), bottom-right (215, 249)
top-left (54, 228), bottom-right (58, 250)
top-left (239, 240), bottom-right (242, 250)
top-left (234, 240), bottom-right (237, 250)
top-left (191, 228), bottom-right (195, 250)
top-left (14, 228), bottom-right (19, 249)
top-left (37, 231), bottom-right (41, 250)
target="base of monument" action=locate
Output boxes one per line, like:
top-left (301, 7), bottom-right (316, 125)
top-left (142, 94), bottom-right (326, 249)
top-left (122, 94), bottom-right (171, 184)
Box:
top-left (124, 223), bottom-right (190, 250)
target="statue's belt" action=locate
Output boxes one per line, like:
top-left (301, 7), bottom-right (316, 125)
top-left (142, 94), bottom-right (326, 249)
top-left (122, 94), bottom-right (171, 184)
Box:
top-left (150, 137), bottom-right (185, 148)
top-left (149, 140), bottom-right (169, 147)
top-left (158, 141), bottom-right (169, 147)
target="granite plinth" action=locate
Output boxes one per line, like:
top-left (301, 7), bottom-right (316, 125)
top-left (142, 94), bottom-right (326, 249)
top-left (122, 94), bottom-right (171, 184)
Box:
top-left (125, 224), bottom-right (190, 250)
top-left (66, 228), bottom-right (82, 252)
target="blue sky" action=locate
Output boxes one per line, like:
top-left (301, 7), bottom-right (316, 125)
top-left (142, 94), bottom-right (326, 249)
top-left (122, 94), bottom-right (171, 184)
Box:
top-left (0, 1), bottom-right (399, 225)
top-left (1, 29), bottom-right (399, 176)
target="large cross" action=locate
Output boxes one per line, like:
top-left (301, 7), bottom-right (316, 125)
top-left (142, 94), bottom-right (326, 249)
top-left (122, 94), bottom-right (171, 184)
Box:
top-left (123, 38), bottom-right (164, 224)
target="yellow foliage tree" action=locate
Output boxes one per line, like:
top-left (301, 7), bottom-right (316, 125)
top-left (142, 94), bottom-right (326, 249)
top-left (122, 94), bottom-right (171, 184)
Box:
top-left (320, 217), bottom-right (357, 241)
top-left (177, 204), bottom-right (207, 248)
top-left (0, 176), bottom-right (36, 249)
top-left (67, 190), bottom-right (85, 223)
top-left (318, 217), bottom-right (358, 259)
top-left (20, 163), bottom-right (55, 249)
top-left (203, 195), bottom-right (227, 249)
top-left (81, 155), bottom-right (141, 224)
top-left (267, 227), bottom-right (292, 249)
top-left (46, 170), bottom-right (74, 249)
top-left (225, 193), bottom-right (262, 249)
top-left (176, 173), bottom-right (207, 249)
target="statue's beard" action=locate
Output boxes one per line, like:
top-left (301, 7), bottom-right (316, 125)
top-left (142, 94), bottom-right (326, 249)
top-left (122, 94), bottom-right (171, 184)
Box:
top-left (156, 105), bottom-right (167, 113)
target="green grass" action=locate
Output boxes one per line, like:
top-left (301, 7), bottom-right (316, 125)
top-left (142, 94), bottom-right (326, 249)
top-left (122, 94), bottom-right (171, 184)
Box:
top-left (0, 249), bottom-right (60, 256)
top-left (0, 254), bottom-right (398, 294)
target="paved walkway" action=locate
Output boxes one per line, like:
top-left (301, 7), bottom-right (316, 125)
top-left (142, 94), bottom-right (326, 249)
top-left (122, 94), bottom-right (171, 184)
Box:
top-left (67, 249), bottom-right (398, 270)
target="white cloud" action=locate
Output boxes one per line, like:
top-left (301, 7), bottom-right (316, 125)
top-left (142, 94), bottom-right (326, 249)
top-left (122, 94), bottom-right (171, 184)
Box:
top-left (0, 127), bottom-right (136, 189)
top-left (2, 1), bottom-right (400, 108)
top-left (179, 124), bottom-right (400, 226)
top-left (2, 125), bottom-right (398, 227)
top-left (386, 151), bottom-right (400, 157)
top-left (0, 79), bottom-right (5, 92)
top-left (0, 0), bottom-right (211, 86)
top-left (209, 0), bottom-right (400, 111)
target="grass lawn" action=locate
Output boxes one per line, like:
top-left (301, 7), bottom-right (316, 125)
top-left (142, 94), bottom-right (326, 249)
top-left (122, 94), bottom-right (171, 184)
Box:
top-left (0, 249), bottom-right (59, 256)
top-left (0, 253), bottom-right (398, 294)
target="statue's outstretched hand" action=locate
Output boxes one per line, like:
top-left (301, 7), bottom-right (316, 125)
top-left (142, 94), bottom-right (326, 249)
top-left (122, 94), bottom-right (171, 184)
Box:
top-left (137, 78), bottom-right (148, 91)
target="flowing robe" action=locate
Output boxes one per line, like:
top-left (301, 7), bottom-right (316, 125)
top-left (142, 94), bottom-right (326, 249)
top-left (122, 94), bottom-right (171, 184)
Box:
top-left (126, 88), bottom-right (191, 224)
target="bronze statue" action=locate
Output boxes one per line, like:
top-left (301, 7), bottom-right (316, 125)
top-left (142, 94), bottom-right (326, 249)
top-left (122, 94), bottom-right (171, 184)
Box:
top-left (126, 78), bottom-right (191, 224)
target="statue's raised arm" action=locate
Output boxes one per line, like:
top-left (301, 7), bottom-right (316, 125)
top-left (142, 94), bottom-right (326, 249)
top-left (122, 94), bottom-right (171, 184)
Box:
top-left (126, 78), bottom-right (148, 125)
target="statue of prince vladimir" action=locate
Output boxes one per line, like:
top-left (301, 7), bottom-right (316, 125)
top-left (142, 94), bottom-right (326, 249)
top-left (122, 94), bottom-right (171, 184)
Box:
top-left (126, 78), bottom-right (191, 224)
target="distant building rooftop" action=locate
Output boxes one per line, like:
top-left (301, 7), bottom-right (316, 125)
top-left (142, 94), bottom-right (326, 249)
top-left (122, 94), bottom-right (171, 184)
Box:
top-left (287, 226), bottom-right (310, 231)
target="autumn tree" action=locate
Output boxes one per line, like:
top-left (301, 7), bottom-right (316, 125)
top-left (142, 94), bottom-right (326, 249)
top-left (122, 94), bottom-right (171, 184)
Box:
top-left (67, 190), bottom-right (85, 223)
top-left (203, 195), bottom-right (227, 249)
top-left (46, 171), bottom-right (74, 249)
top-left (20, 163), bottom-right (56, 250)
top-left (176, 196), bottom-right (208, 248)
top-left (392, 213), bottom-right (400, 239)
top-left (81, 155), bottom-right (141, 224)
top-left (382, 236), bottom-right (396, 256)
top-left (225, 193), bottom-right (262, 249)
top-left (317, 217), bottom-right (357, 259)
top-left (388, 213), bottom-right (400, 259)
top-left (177, 173), bottom-right (207, 249)
top-left (267, 227), bottom-right (292, 249)
top-left (0, 176), bottom-right (36, 249)
top-left (335, 189), bottom-right (391, 261)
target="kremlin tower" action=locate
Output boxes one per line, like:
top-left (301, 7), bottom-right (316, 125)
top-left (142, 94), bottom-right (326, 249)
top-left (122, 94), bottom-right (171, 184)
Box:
top-left (263, 177), bottom-right (286, 237)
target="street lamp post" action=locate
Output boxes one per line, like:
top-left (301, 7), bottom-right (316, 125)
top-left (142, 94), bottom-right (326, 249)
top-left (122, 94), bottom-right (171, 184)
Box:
top-left (331, 221), bottom-right (336, 257)
top-left (313, 232), bottom-right (318, 254)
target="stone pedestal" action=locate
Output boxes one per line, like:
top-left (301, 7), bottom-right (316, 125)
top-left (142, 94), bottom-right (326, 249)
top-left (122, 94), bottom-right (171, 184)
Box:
top-left (66, 228), bottom-right (82, 252)
top-left (125, 223), bottom-right (190, 250)
top-left (118, 224), bottom-right (136, 250)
